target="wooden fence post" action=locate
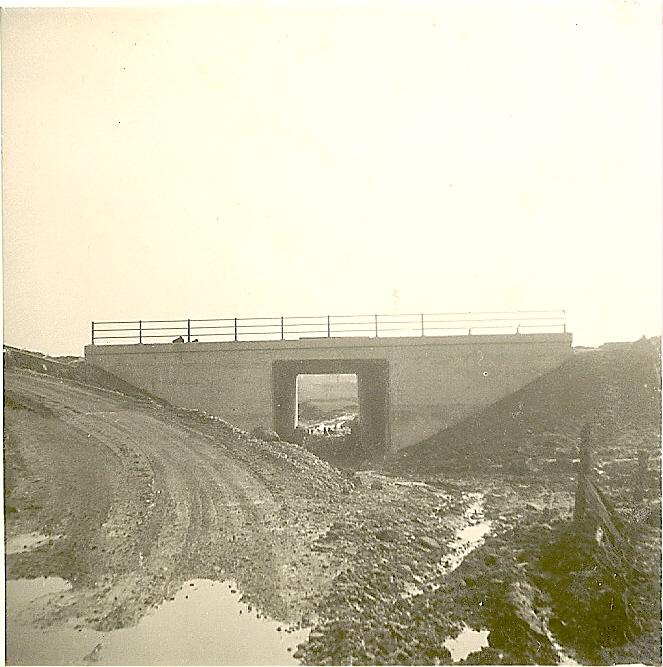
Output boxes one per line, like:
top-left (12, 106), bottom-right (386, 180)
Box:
top-left (574, 422), bottom-right (592, 523)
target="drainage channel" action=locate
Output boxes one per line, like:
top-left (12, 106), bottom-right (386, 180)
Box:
top-left (6, 577), bottom-right (309, 665)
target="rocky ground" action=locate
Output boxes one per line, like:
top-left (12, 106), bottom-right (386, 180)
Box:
top-left (3, 340), bottom-right (662, 665)
top-left (382, 336), bottom-right (662, 665)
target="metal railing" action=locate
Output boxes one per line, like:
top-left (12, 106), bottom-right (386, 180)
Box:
top-left (90, 309), bottom-right (566, 345)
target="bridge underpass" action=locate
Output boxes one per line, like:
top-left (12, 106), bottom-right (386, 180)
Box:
top-left (86, 316), bottom-right (572, 454)
top-left (273, 359), bottom-right (389, 457)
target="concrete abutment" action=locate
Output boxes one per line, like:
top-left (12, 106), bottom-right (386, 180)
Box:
top-left (273, 359), bottom-right (389, 456)
top-left (85, 333), bottom-right (572, 453)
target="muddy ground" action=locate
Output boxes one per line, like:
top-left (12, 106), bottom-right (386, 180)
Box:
top-left (4, 342), bottom-right (662, 665)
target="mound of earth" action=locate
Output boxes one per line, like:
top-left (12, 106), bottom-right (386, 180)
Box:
top-left (390, 337), bottom-right (661, 497)
top-left (4, 346), bottom-right (160, 403)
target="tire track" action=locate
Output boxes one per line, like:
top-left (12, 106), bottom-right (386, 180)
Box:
top-left (4, 369), bottom-right (311, 630)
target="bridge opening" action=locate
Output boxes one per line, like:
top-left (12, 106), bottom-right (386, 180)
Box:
top-left (297, 374), bottom-right (359, 436)
top-left (272, 359), bottom-right (389, 463)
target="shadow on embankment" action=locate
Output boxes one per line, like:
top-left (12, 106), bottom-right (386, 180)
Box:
top-left (388, 336), bottom-right (661, 484)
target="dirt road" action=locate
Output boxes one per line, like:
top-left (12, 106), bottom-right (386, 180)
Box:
top-left (6, 368), bottom-right (337, 629)
top-left (5, 356), bottom-right (660, 665)
top-left (5, 366), bottom-right (487, 663)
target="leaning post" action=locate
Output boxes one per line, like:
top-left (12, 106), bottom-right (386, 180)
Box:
top-left (574, 422), bottom-right (592, 523)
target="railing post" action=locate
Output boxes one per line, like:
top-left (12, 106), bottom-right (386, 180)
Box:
top-left (139, 320), bottom-right (142, 344)
top-left (374, 314), bottom-right (378, 338)
top-left (281, 316), bottom-right (284, 340)
top-left (91, 321), bottom-right (95, 345)
top-left (421, 313), bottom-right (424, 336)
top-left (327, 315), bottom-right (331, 338)
top-left (574, 423), bottom-right (592, 523)
top-left (187, 319), bottom-right (191, 343)
top-left (234, 318), bottom-right (238, 342)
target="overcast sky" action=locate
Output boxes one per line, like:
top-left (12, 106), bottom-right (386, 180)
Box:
top-left (2, 1), bottom-right (661, 356)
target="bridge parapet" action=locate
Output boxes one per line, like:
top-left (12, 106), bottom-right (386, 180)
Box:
top-left (91, 309), bottom-right (566, 345)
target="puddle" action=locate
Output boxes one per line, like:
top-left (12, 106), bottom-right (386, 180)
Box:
top-left (444, 624), bottom-right (490, 662)
top-left (7, 575), bottom-right (71, 601)
top-left (6, 577), bottom-right (104, 665)
top-left (96, 579), bottom-right (308, 665)
top-left (439, 494), bottom-right (492, 577)
top-left (6, 577), bottom-right (308, 665)
top-left (6, 532), bottom-right (61, 555)
top-left (399, 493), bottom-right (492, 600)
top-left (456, 520), bottom-right (492, 544)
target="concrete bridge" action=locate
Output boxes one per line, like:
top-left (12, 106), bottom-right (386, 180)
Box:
top-left (85, 330), bottom-right (572, 456)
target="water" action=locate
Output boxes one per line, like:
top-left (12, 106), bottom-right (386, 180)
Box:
top-left (304, 412), bottom-right (356, 435)
top-left (397, 492), bottom-right (492, 601)
top-left (6, 577), bottom-right (308, 665)
top-left (96, 580), bottom-right (308, 665)
top-left (439, 494), bottom-right (492, 577)
top-left (6, 532), bottom-right (61, 555)
top-left (456, 519), bottom-right (492, 545)
top-left (444, 624), bottom-right (490, 662)
top-left (6, 577), bottom-right (102, 665)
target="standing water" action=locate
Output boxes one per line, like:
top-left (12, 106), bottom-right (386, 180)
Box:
top-left (6, 577), bottom-right (308, 665)
top-left (444, 625), bottom-right (490, 662)
top-left (6, 532), bottom-right (61, 555)
top-left (6, 577), bottom-right (102, 665)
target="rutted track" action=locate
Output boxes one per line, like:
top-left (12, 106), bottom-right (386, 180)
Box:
top-left (4, 367), bottom-right (480, 647)
top-left (5, 369), bottom-right (328, 630)
top-left (5, 340), bottom-right (661, 665)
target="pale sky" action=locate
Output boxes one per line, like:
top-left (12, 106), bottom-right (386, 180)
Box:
top-left (2, 1), bottom-right (661, 356)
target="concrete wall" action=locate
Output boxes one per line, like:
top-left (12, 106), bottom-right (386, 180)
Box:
top-left (84, 332), bottom-right (572, 452)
